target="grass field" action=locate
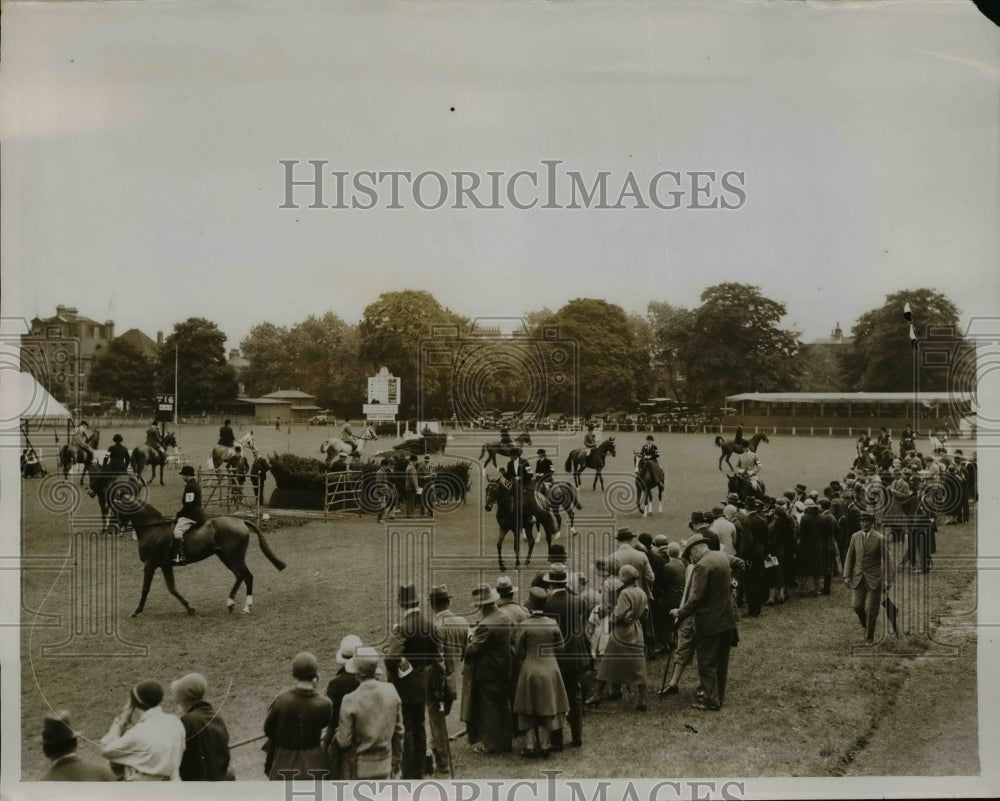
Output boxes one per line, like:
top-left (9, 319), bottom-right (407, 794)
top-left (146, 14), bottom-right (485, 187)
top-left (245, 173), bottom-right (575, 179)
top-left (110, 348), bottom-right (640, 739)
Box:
top-left (17, 423), bottom-right (979, 781)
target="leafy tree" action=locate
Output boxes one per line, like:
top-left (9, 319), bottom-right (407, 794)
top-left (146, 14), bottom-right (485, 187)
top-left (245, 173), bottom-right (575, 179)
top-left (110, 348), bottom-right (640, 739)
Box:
top-left (845, 289), bottom-right (971, 393)
top-left (88, 338), bottom-right (156, 409)
top-left (157, 318), bottom-right (239, 412)
top-left (240, 322), bottom-right (293, 398)
top-left (359, 290), bottom-right (467, 417)
top-left (682, 283), bottom-right (801, 406)
top-left (647, 301), bottom-right (697, 401)
top-left (287, 313), bottom-right (365, 413)
top-left (541, 299), bottom-right (645, 416)
top-left (794, 345), bottom-right (845, 392)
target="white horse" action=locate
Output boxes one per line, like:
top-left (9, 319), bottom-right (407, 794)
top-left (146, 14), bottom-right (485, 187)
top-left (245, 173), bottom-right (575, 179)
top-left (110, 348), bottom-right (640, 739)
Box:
top-left (320, 425), bottom-right (377, 464)
top-left (210, 430), bottom-right (256, 471)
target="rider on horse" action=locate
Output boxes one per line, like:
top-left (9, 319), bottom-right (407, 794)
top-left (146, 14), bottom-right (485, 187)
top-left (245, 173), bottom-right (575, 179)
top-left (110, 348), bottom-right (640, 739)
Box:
top-left (734, 423), bottom-right (749, 449)
top-left (636, 434), bottom-right (659, 474)
top-left (499, 426), bottom-right (513, 446)
top-left (735, 447), bottom-right (762, 491)
top-left (173, 465), bottom-right (204, 565)
top-left (583, 424), bottom-right (597, 458)
top-left (341, 421), bottom-right (361, 456)
top-left (72, 420), bottom-right (95, 461)
top-left (877, 427), bottom-right (893, 452)
top-left (146, 419), bottom-right (165, 463)
top-left (505, 447), bottom-right (533, 482)
top-left (105, 433), bottom-right (130, 474)
top-left (218, 419), bottom-right (236, 448)
top-left (535, 448), bottom-right (554, 484)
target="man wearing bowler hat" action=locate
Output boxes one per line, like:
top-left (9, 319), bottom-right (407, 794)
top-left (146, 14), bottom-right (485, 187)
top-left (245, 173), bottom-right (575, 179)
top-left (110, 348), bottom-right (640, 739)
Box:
top-left (100, 679), bottom-right (186, 780)
top-left (843, 509), bottom-right (895, 646)
top-left (426, 585), bottom-right (468, 775)
top-left (384, 583), bottom-right (444, 779)
top-left (41, 710), bottom-right (115, 781)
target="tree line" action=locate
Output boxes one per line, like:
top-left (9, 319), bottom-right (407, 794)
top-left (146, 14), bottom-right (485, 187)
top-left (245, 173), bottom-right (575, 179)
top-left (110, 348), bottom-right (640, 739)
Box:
top-left (86, 285), bottom-right (972, 417)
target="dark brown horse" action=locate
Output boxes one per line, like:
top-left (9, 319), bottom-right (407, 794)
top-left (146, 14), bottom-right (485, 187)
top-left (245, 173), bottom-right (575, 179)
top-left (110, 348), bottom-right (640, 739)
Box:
top-left (479, 432), bottom-right (533, 468)
top-left (130, 432), bottom-right (177, 485)
top-left (635, 455), bottom-right (665, 516)
top-left (98, 475), bottom-right (286, 617)
top-left (565, 438), bottom-right (616, 490)
top-left (60, 428), bottom-right (100, 482)
top-left (715, 432), bottom-right (769, 472)
top-left (485, 476), bottom-right (538, 572)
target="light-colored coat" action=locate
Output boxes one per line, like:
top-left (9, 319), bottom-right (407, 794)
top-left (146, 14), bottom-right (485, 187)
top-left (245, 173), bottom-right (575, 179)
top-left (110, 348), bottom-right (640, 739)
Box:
top-left (843, 527), bottom-right (894, 589)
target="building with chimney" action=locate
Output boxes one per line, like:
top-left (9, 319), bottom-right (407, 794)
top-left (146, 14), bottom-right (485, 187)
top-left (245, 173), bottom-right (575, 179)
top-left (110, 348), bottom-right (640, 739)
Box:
top-left (23, 305), bottom-right (117, 405)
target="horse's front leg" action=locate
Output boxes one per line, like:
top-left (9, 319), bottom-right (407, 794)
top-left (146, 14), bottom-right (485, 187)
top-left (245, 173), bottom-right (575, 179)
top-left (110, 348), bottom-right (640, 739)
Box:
top-left (158, 461), bottom-right (165, 486)
top-left (161, 565), bottom-right (195, 615)
top-left (131, 562), bottom-right (158, 617)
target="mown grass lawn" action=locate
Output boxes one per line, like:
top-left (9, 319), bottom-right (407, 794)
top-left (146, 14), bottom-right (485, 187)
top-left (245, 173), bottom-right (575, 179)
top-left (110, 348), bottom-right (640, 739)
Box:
top-left (18, 425), bottom-right (978, 780)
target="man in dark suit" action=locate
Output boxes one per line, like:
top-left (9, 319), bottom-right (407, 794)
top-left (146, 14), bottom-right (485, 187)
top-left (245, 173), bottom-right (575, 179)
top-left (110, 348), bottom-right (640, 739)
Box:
top-left (843, 510), bottom-right (895, 646)
top-left (404, 456), bottom-right (420, 517)
top-left (672, 536), bottom-right (739, 711)
top-left (543, 564), bottom-right (590, 750)
top-left (384, 583), bottom-right (445, 779)
top-left (41, 710), bottom-right (115, 781)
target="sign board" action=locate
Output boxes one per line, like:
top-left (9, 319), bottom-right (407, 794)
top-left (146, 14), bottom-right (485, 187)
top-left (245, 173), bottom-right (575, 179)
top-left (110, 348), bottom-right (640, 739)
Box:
top-left (365, 411), bottom-right (397, 422)
top-left (364, 403), bottom-right (398, 416)
top-left (367, 366), bottom-right (401, 406)
top-left (155, 393), bottom-right (175, 423)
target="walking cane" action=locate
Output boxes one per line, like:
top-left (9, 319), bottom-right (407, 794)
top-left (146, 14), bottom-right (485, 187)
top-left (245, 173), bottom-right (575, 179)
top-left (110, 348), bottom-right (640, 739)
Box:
top-left (657, 627), bottom-right (678, 698)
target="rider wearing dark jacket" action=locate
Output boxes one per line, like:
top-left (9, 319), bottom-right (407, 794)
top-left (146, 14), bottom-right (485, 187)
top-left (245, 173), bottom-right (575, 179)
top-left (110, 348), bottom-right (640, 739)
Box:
top-left (535, 449), bottom-right (554, 483)
top-left (105, 435), bottom-right (130, 474)
top-left (218, 420), bottom-right (235, 448)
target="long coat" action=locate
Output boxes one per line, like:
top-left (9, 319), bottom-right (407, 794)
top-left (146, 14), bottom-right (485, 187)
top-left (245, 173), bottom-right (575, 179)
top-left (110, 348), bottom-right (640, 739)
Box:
top-left (263, 687), bottom-right (333, 780)
top-left (512, 612), bottom-right (569, 729)
top-left (179, 701), bottom-right (231, 781)
top-left (461, 606), bottom-right (513, 752)
top-left (797, 508), bottom-right (827, 578)
top-left (596, 583), bottom-right (647, 685)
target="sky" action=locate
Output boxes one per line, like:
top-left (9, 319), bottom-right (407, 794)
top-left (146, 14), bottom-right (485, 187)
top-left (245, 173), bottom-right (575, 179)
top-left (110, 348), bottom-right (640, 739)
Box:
top-left (1, 3), bottom-right (999, 797)
top-left (2, 0), bottom-right (997, 353)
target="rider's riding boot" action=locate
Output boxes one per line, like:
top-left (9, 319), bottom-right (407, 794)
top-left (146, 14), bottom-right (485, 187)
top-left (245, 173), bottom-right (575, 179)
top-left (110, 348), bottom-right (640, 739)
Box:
top-left (173, 538), bottom-right (186, 565)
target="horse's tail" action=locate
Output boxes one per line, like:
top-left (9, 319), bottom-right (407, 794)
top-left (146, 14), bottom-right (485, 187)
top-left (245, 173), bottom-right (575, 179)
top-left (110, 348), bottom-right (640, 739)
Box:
top-left (245, 521), bottom-right (286, 571)
top-left (479, 443), bottom-right (487, 460)
top-left (714, 436), bottom-right (725, 447)
top-left (564, 453), bottom-right (574, 472)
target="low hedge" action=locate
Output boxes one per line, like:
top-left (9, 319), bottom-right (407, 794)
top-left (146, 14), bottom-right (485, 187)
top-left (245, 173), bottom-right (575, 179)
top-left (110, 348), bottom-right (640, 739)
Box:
top-left (267, 452), bottom-right (471, 511)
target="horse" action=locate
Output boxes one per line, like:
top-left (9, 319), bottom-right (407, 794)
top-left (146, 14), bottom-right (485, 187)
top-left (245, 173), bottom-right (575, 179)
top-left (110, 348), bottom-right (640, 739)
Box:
top-left (485, 476), bottom-right (538, 572)
top-left (130, 432), bottom-right (178, 485)
top-left (99, 474), bottom-right (287, 616)
top-left (634, 455), bottom-right (665, 516)
top-left (715, 432), bottom-right (769, 472)
top-left (320, 426), bottom-right (377, 464)
top-left (564, 438), bottom-right (616, 490)
top-left (88, 470), bottom-right (139, 534)
top-left (532, 477), bottom-right (582, 536)
top-left (212, 431), bottom-right (256, 471)
top-left (852, 448), bottom-right (877, 473)
top-left (60, 428), bottom-right (100, 483)
top-left (727, 470), bottom-right (766, 503)
top-left (479, 432), bottom-right (533, 468)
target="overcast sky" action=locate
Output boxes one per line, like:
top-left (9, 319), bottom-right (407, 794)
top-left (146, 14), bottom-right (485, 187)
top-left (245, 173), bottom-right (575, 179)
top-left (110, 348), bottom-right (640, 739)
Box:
top-left (2, 0), bottom-right (998, 352)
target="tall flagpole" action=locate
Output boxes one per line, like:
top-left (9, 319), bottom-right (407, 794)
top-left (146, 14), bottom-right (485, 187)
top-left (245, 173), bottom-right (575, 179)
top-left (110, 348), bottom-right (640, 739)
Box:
top-left (904, 302), bottom-right (919, 433)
